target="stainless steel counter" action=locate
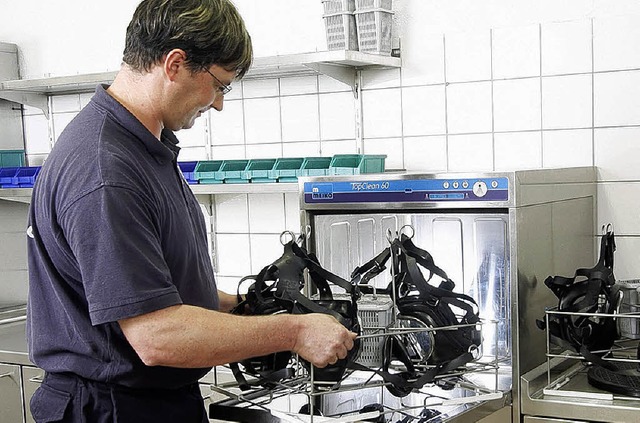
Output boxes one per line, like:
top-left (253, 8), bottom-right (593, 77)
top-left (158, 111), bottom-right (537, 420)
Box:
top-left (0, 319), bottom-right (31, 366)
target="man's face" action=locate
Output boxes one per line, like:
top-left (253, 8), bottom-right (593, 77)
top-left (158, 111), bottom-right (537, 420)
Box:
top-left (168, 65), bottom-right (235, 131)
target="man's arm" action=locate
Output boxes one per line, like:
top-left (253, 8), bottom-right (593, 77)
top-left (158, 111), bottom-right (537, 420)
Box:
top-left (118, 304), bottom-right (356, 369)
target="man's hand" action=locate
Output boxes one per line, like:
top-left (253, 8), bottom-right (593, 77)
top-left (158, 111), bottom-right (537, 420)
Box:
top-left (292, 313), bottom-right (357, 368)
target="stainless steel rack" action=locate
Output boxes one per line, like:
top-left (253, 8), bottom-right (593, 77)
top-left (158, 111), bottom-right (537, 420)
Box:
top-left (521, 308), bottom-right (640, 422)
top-left (207, 318), bottom-right (506, 423)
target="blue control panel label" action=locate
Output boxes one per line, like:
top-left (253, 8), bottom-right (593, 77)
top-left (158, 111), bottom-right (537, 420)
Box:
top-left (303, 178), bottom-right (509, 204)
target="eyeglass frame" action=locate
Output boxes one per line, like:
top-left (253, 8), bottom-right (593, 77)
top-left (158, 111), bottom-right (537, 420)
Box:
top-left (201, 66), bottom-right (233, 96)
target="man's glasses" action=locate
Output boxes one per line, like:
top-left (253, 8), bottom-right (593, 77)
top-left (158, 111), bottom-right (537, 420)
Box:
top-left (202, 66), bottom-right (232, 96)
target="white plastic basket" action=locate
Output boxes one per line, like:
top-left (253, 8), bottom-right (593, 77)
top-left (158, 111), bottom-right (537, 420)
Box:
top-left (323, 11), bottom-right (359, 51)
top-left (354, 8), bottom-right (393, 55)
top-left (322, 0), bottom-right (355, 14)
top-left (355, 294), bottom-right (394, 367)
top-left (355, 0), bottom-right (392, 11)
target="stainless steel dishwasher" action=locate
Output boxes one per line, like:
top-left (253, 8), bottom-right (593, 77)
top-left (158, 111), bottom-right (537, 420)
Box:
top-left (298, 167), bottom-right (596, 422)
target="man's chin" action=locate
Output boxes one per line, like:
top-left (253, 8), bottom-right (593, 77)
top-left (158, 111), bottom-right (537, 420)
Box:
top-left (180, 117), bottom-right (198, 131)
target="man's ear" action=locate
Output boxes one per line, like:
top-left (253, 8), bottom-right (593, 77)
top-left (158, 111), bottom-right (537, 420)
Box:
top-left (163, 49), bottom-right (188, 81)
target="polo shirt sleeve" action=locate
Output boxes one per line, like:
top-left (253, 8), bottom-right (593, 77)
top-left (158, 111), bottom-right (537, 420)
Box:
top-left (60, 184), bottom-right (182, 325)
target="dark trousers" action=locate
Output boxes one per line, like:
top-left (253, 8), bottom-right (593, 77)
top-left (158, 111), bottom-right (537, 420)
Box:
top-left (30, 373), bottom-right (208, 423)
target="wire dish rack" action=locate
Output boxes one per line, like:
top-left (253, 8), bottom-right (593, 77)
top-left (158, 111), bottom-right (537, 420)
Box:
top-left (207, 228), bottom-right (509, 422)
top-left (207, 316), bottom-right (505, 422)
top-left (540, 307), bottom-right (640, 401)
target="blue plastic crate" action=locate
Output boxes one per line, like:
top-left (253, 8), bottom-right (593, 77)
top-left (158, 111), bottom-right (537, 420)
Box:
top-left (297, 157), bottom-right (332, 177)
top-left (0, 150), bottom-right (25, 168)
top-left (194, 160), bottom-right (224, 184)
top-left (178, 161), bottom-right (199, 184)
top-left (242, 159), bottom-right (277, 183)
top-left (269, 157), bottom-right (304, 182)
top-left (0, 167), bottom-right (19, 187)
top-left (13, 166), bottom-right (41, 187)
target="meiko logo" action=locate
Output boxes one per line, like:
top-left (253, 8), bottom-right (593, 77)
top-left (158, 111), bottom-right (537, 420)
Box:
top-left (310, 183), bottom-right (333, 200)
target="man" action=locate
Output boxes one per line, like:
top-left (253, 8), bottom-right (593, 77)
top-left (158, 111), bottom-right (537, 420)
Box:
top-left (26, 0), bottom-right (356, 421)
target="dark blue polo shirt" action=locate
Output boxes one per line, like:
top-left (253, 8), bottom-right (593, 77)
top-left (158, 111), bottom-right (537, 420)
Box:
top-left (27, 85), bottom-right (219, 389)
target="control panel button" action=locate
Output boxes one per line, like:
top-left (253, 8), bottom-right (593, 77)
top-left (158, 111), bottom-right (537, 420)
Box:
top-left (452, 181), bottom-right (459, 189)
top-left (473, 181), bottom-right (488, 197)
top-left (491, 180), bottom-right (498, 188)
top-left (443, 181), bottom-right (450, 189)
top-left (462, 181), bottom-right (469, 189)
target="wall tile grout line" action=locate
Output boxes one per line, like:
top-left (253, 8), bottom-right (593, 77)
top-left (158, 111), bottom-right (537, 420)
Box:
top-left (443, 33), bottom-right (450, 173)
top-left (590, 18), bottom-right (596, 169)
top-left (490, 28), bottom-right (496, 172)
top-left (538, 23), bottom-right (544, 168)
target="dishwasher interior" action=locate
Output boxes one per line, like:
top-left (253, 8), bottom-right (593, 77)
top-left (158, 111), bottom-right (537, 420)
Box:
top-left (208, 167), bottom-right (596, 422)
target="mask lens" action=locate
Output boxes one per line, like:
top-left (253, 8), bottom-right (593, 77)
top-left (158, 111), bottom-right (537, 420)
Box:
top-left (396, 315), bottom-right (435, 362)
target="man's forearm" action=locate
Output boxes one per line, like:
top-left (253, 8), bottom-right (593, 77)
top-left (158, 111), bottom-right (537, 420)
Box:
top-left (119, 304), bottom-right (298, 368)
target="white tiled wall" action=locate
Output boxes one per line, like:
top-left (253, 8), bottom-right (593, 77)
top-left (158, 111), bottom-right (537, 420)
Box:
top-left (15, 11), bottom-right (640, 284)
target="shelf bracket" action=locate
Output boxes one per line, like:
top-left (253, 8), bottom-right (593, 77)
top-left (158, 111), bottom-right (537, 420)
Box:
top-left (0, 90), bottom-right (49, 118)
top-left (303, 63), bottom-right (357, 91)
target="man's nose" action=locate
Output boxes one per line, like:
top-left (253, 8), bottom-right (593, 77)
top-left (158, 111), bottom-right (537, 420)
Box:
top-left (211, 94), bottom-right (224, 112)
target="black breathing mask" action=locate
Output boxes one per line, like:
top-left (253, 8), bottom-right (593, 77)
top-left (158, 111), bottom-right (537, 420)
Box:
top-left (351, 232), bottom-right (482, 397)
top-left (537, 228), bottom-right (622, 361)
top-left (230, 234), bottom-right (361, 389)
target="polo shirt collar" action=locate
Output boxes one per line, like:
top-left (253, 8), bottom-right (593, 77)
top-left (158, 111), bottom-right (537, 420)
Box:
top-left (92, 84), bottom-right (181, 164)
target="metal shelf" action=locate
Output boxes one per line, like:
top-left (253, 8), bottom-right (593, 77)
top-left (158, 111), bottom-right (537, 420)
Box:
top-left (190, 182), bottom-right (298, 195)
top-left (0, 51), bottom-right (401, 116)
top-left (0, 183), bottom-right (299, 204)
top-left (0, 188), bottom-right (32, 204)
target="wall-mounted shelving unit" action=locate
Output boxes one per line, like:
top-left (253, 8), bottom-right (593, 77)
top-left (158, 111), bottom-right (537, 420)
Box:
top-left (0, 182), bottom-right (300, 204)
top-left (0, 50), bottom-right (401, 117)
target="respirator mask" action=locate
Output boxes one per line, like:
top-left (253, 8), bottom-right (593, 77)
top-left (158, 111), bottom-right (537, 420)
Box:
top-left (351, 230), bottom-right (482, 397)
top-left (230, 232), bottom-right (361, 389)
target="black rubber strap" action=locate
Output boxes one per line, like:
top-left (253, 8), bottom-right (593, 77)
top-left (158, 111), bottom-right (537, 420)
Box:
top-left (351, 247), bottom-right (391, 286)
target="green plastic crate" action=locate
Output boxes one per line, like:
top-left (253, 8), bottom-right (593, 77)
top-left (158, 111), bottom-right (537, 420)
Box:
top-left (242, 159), bottom-right (277, 183)
top-left (328, 154), bottom-right (363, 175)
top-left (0, 150), bottom-right (25, 168)
top-left (194, 160), bottom-right (224, 184)
top-left (297, 157), bottom-right (333, 177)
top-left (219, 159), bottom-right (250, 184)
top-left (329, 154), bottom-right (386, 175)
top-left (359, 154), bottom-right (386, 174)
top-left (269, 157), bottom-right (304, 182)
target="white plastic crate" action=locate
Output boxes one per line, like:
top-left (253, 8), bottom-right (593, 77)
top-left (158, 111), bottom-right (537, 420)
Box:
top-left (355, 0), bottom-right (392, 11)
top-left (354, 8), bottom-right (393, 55)
top-left (322, 0), bottom-right (355, 14)
top-left (323, 11), bottom-right (359, 51)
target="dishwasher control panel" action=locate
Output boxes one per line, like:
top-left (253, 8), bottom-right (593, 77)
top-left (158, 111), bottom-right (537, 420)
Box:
top-left (303, 177), bottom-right (509, 204)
